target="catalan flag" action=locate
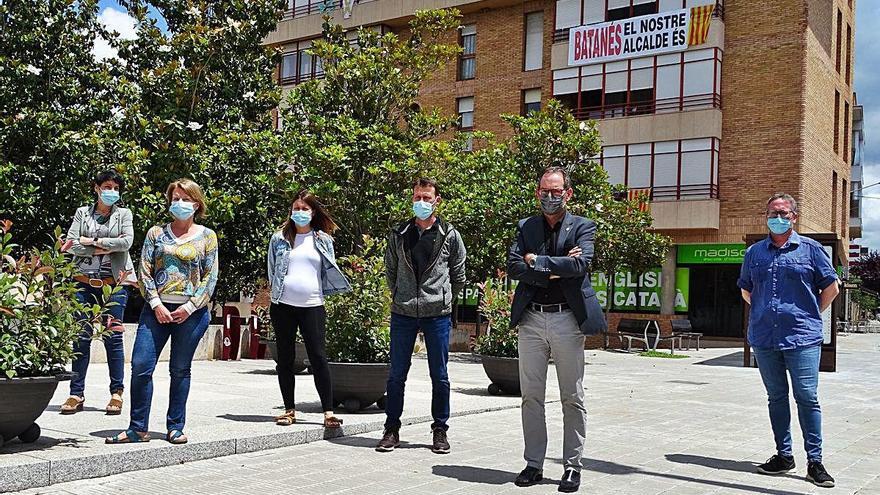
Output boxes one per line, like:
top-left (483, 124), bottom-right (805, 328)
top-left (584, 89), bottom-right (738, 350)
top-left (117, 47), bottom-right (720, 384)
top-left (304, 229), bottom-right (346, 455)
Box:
top-left (627, 188), bottom-right (652, 213)
top-left (688, 4), bottom-right (715, 46)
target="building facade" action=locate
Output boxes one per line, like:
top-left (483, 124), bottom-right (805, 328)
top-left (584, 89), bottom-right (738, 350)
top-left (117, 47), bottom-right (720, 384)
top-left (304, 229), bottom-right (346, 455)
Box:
top-left (267, 0), bottom-right (858, 344)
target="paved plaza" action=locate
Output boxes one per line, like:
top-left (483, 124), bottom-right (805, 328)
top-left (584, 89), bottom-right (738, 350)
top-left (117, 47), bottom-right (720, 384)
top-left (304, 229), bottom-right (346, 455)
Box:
top-left (4, 334), bottom-right (879, 494)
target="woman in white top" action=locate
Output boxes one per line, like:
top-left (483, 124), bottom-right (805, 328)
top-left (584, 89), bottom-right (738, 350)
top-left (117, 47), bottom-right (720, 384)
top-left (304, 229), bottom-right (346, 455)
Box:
top-left (266, 191), bottom-right (351, 428)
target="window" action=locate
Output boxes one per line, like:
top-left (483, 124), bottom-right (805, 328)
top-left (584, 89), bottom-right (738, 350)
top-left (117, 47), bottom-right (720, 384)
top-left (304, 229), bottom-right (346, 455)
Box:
top-left (598, 138), bottom-right (720, 200)
top-left (844, 101), bottom-right (850, 162)
top-left (458, 25), bottom-right (476, 81)
top-left (522, 89), bottom-right (542, 115)
top-left (836, 10), bottom-right (842, 73)
top-left (457, 96), bottom-right (474, 151)
top-left (832, 171), bottom-right (838, 231)
top-left (834, 91), bottom-right (840, 154)
top-left (846, 24), bottom-right (852, 84)
top-left (842, 179), bottom-right (848, 237)
top-left (524, 12), bottom-right (543, 71)
top-left (607, 1), bottom-right (657, 21)
top-left (281, 52), bottom-right (298, 83)
top-left (279, 40), bottom-right (325, 86)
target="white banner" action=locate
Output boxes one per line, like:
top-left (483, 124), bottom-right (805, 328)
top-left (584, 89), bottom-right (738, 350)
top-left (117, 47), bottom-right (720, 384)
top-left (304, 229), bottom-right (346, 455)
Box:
top-left (568, 8), bottom-right (694, 66)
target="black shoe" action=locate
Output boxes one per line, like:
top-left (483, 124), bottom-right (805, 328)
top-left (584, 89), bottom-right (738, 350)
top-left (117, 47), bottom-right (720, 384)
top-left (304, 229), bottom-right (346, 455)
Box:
top-left (375, 429), bottom-right (399, 452)
top-left (514, 466), bottom-right (543, 487)
top-left (431, 428), bottom-right (450, 454)
top-left (558, 468), bottom-right (581, 493)
top-left (756, 454), bottom-right (795, 475)
top-left (807, 461), bottom-right (835, 488)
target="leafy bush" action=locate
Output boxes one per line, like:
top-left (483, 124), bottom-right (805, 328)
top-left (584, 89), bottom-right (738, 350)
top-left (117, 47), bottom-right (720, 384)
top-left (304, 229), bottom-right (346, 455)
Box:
top-left (324, 236), bottom-right (390, 363)
top-left (0, 221), bottom-right (115, 378)
top-left (473, 276), bottom-right (518, 358)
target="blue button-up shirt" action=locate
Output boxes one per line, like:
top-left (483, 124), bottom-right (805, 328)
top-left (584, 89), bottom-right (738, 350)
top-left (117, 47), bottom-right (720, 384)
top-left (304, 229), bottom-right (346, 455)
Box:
top-left (737, 231), bottom-right (838, 350)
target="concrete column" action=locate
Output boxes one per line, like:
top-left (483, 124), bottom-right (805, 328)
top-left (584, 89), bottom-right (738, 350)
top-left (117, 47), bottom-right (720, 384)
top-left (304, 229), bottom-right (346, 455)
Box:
top-left (660, 245), bottom-right (678, 315)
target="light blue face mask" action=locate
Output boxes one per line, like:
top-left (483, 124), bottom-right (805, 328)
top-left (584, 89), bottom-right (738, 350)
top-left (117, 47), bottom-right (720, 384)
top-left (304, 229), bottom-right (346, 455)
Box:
top-left (291, 210), bottom-right (312, 227)
top-left (169, 200), bottom-right (196, 221)
top-left (767, 216), bottom-right (792, 235)
top-left (413, 200), bottom-right (434, 220)
top-left (99, 189), bottom-right (120, 206)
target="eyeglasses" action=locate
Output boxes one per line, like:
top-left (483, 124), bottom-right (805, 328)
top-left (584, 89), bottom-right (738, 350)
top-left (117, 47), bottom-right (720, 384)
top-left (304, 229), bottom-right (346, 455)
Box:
top-left (767, 210), bottom-right (794, 218)
top-left (539, 189), bottom-right (566, 199)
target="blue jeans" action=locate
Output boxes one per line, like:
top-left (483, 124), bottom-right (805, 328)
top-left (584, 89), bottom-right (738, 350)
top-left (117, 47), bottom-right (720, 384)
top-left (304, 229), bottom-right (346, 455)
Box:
top-left (753, 343), bottom-right (823, 462)
top-left (70, 284), bottom-right (128, 397)
top-left (129, 304), bottom-right (210, 433)
top-left (385, 313), bottom-right (451, 432)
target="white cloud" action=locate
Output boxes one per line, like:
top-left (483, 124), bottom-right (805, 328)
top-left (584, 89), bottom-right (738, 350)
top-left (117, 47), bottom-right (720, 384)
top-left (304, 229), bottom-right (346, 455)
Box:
top-left (93, 7), bottom-right (137, 61)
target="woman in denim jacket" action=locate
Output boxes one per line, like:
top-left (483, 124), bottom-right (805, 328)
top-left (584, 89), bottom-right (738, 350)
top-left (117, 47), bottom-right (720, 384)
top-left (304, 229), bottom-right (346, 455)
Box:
top-left (267, 190), bottom-right (351, 428)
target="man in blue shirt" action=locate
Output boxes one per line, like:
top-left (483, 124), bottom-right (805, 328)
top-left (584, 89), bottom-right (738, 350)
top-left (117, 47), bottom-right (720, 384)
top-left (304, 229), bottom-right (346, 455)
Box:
top-left (737, 193), bottom-right (839, 488)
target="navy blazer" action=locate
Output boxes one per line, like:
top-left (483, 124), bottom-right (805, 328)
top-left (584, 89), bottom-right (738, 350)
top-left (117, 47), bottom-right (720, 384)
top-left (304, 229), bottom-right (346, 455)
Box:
top-left (507, 211), bottom-right (607, 335)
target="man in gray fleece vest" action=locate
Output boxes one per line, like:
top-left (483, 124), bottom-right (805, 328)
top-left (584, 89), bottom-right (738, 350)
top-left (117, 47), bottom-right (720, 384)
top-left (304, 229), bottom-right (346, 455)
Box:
top-left (375, 178), bottom-right (466, 455)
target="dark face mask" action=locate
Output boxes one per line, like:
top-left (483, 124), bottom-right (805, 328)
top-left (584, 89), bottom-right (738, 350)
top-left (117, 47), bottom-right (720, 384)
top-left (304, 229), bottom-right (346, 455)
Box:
top-left (540, 194), bottom-right (565, 214)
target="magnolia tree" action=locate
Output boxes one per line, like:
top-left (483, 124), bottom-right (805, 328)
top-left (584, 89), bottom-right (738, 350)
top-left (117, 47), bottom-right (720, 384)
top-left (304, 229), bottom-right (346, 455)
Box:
top-left (1, 0), bottom-right (287, 303)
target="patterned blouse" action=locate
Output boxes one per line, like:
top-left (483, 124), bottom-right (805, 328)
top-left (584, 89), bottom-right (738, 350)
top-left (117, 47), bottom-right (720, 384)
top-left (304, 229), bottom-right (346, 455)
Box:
top-left (139, 224), bottom-right (219, 315)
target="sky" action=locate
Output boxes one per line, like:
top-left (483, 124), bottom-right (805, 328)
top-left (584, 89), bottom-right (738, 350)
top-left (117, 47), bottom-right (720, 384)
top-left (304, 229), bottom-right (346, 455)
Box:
top-left (95, 0), bottom-right (880, 250)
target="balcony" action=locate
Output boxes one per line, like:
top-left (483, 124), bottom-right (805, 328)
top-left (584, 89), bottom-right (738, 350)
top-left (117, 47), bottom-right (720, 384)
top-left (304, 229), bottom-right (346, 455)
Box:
top-left (567, 93), bottom-right (721, 120)
top-left (650, 196), bottom-right (720, 230)
top-left (850, 216), bottom-right (862, 240)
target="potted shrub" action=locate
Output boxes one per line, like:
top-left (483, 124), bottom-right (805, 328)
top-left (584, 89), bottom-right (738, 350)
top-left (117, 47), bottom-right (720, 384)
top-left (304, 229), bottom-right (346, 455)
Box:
top-left (254, 305), bottom-right (310, 374)
top-left (324, 236), bottom-right (391, 413)
top-left (473, 276), bottom-right (520, 396)
top-left (0, 222), bottom-right (114, 445)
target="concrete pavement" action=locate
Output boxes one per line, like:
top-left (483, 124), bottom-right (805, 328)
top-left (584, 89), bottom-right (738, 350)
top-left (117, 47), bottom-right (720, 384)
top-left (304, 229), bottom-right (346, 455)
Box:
top-left (4, 334), bottom-right (880, 494)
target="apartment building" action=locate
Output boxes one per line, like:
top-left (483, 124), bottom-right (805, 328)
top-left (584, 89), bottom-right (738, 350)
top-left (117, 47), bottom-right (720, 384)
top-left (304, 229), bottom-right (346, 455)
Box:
top-left (267, 0), bottom-right (858, 344)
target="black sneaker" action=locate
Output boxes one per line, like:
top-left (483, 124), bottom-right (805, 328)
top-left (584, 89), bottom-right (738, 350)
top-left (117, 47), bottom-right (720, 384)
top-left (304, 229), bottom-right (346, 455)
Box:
top-left (514, 466), bottom-right (543, 487)
top-left (375, 429), bottom-right (400, 452)
top-left (558, 468), bottom-right (581, 493)
top-left (757, 454), bottom-right (795, 475)
top-left (807, 461), bottom-right (835, 488)
top-left (431, 428), bottom-right (450, 454)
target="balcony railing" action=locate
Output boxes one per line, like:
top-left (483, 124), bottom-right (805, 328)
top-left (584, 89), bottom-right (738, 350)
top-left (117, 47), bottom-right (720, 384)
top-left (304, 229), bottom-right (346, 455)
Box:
top-left (553, 0), bottom-right (724, 44)
top-left (282, 0), bottom-right (359, 20)
top-left (566, 93), bottom-right (721, 120)
top-left (280, 70), bottom-right (325, 86)
top-left (649, 184), bottom-right (719, 201)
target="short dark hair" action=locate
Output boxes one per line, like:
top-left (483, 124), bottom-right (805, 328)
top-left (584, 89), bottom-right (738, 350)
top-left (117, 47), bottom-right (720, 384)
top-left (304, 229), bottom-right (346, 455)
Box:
top-left (539, 166), bottom-right (571, 190)
top-left (93, 169), bottom-right (125, 191)
top-left (413, 177), bottom-right (441, 197)
top-left (767, 193), bottom-right (798, 213)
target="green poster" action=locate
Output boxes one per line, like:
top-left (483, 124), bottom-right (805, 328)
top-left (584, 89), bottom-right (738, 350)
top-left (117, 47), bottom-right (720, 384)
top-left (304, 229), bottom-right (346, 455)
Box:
top-left (589, 268), bottom-right (689, 312)
top-left (677, 243), bottom-right (746, 264)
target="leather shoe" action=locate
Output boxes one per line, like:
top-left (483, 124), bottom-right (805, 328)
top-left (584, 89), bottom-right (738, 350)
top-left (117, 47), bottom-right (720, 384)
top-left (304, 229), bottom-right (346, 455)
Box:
top-left (558, 468), bottom-right (581, 493)
top-left (514, 466), bottom-right (543, 487)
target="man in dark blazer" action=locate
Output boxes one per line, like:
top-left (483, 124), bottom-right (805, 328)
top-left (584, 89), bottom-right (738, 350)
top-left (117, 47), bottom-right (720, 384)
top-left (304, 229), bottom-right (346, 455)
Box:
top-left (507, 166), bottom-right (606, 493)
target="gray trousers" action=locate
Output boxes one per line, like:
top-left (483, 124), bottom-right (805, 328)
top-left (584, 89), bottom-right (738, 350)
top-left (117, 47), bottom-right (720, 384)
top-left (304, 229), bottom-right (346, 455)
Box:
top-left (518, 309), bottom-right (586, 471)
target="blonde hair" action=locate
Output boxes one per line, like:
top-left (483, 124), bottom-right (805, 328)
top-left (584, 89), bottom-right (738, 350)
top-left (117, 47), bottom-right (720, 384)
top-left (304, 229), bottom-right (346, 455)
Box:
top-left (166, 178), bottom-right (209, 220)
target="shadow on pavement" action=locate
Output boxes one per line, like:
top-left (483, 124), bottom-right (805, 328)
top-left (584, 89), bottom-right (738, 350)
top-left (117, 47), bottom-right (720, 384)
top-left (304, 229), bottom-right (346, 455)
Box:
top-left (431, 465), bottom-right (557, 486)
top-left (571, 457), bottom-right (808, 495)
top-left (89, 430), bottom-right (166, 441)
top-left (44, 404), bottom-right (107, 413)
top-left (694, 351), bottom-right (745, 367)
top-left (0, 436), bottom-right (83, 454)
top-left (328, 435), bottom-right (431, 451)
top-left (665, 453), bottom-right (757, 473)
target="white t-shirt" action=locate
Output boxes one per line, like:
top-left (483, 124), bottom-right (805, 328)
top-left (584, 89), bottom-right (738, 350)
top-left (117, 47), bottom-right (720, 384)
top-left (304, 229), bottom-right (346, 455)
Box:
top-left (278, 233), bottom-right (325, 307)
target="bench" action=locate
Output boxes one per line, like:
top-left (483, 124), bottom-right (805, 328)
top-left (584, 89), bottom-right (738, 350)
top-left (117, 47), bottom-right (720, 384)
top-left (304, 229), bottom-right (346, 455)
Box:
top-left (615, 318), bottom-right (681, 354)
top-left (670, 319), bottom-right (703, 351)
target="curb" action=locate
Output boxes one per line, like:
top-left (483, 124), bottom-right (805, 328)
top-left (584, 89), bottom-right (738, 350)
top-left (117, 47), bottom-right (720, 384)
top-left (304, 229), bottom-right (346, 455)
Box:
top-left (1, 403), bottom-right (529, 493)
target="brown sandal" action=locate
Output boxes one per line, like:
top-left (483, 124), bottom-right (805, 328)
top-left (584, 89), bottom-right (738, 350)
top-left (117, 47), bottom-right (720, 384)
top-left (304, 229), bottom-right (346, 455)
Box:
top-left (60, 396), bottom-right (84, 415)
top-left (106, 391), bottom-right (123, 415)
top-left (323, 416), bottom-right (343, 429)
top-left (275, 410), bottom-right (296, 426)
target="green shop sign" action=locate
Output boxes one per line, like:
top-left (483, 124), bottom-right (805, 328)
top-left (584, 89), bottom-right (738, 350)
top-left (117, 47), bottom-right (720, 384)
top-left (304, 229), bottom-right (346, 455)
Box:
top-left (589, 268), bottom-right (689, 312)
top-left (677, 243), bottom-right (746, 264)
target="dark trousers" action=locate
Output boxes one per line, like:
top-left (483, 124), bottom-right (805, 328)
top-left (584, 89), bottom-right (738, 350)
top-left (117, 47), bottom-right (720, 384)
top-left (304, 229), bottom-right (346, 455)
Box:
top-left (270, 303), bottom-right (333, 411)
top-left (384, 313), bottom-right (451, 432)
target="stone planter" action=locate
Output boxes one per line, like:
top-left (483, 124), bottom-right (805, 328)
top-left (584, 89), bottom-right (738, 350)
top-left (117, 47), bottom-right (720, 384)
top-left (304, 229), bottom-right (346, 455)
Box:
top-left (261, 339), bottom-right (310, 374)
top-left (478, 355), bottom-right (521, 396)
top-left (0, 374), bottom-right (70, 445)
top-left (329, 362), bottom-right (390, 413)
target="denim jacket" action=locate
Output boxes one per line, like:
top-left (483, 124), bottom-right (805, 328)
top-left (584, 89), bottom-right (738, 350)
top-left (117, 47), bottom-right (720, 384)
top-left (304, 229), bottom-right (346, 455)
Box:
top-left (267, 230), bottom-right (351, 304)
